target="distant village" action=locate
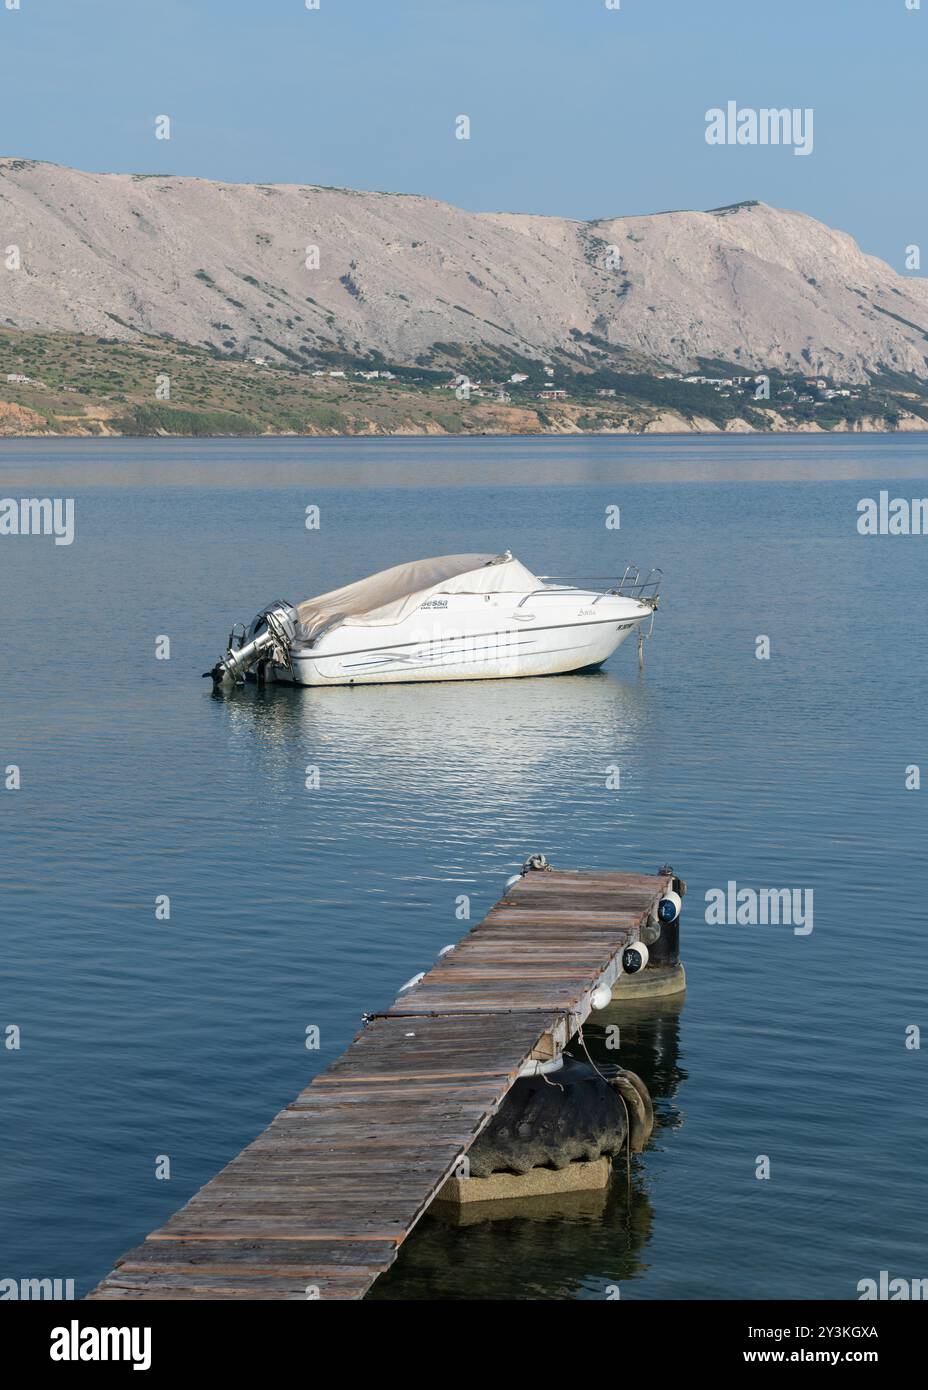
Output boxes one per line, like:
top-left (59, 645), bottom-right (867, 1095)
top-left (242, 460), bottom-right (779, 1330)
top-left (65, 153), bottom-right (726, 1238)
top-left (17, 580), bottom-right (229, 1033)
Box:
top-left (232, 360), bottom-right (867, 406)
top-left (668, 372), bottom-right (861, 404)
top-left (0, 355), bottom-right (878, 417)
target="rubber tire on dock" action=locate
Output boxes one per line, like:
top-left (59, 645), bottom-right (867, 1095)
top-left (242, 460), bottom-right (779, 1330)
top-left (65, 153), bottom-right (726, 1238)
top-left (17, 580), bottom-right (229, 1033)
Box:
top-left (609, 1069), bottom-right (654, 1153)
top-left (465, 1058), bottom-right (627, 1177)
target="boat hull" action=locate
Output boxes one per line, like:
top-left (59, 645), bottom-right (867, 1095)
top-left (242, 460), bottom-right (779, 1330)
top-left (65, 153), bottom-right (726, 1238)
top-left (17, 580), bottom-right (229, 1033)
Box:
top-left (266, 598), bottom-right (650, 687)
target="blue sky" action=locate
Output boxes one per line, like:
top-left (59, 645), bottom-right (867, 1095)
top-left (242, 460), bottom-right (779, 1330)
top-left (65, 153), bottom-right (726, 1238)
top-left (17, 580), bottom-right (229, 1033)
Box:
top-left (0, 0), bottom-right (924, 269)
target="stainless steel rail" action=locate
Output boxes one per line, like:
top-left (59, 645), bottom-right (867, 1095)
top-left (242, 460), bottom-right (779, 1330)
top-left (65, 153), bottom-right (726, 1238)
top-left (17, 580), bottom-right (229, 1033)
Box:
top-left (519, 566), bottom-right (663, 607)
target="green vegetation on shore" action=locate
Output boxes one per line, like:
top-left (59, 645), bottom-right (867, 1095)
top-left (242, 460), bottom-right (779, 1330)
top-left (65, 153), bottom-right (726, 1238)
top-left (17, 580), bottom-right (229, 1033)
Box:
top-left (2, 326), bottom-right (927, 438)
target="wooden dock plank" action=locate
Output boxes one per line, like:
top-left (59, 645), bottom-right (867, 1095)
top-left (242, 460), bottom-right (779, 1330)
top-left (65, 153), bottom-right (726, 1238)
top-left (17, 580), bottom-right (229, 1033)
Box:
top-left (88, 867), bottom-right (669, 1301)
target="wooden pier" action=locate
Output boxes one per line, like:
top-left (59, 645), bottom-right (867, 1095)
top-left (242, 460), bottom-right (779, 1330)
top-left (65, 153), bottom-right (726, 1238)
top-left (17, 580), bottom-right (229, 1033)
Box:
top-left (88, 866), bottom-right (672, 1301)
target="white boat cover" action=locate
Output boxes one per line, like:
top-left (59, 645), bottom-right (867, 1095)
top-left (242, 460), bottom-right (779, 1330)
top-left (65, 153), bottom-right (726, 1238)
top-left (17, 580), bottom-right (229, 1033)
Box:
top-left (296, 552), bottom-right (539, 640)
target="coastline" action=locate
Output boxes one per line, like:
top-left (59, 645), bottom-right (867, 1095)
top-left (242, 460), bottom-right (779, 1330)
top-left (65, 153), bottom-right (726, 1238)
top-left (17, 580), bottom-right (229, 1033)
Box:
top-left (4, 409), bottom-right (928, 440)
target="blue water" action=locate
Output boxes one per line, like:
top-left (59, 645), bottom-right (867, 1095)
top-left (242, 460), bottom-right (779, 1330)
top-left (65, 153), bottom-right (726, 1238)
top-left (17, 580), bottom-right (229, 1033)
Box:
top-left (1, 434), bottom-right (926, 1300)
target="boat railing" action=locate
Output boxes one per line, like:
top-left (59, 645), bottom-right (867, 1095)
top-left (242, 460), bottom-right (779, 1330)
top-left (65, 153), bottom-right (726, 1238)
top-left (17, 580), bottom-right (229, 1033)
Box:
top-left (523, 566), bottom-right (663, 606)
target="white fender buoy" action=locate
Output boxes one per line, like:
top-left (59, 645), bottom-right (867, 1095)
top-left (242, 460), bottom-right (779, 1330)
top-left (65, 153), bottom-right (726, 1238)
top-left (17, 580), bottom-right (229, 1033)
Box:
top-left (621, 942), bottom-right (649, 974)
top-left (657, 890), bottom-right (682, 924)
top-left (590, 983), bottom-right (613, 1010)
top-left (503, 873), bottom-right (522, 893)
top-left (398, 971), bottom-right (425, 994)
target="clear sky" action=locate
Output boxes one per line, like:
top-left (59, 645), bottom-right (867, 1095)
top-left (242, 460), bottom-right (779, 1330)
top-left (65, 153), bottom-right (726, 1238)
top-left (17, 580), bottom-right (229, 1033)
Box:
top-left (0, 0), bottom-right (925, 270)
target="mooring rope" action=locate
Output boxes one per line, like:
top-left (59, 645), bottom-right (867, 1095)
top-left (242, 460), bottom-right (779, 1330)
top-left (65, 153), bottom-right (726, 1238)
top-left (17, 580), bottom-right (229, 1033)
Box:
top-left (576, 1025), bottom-right (632, 1200)
top-left (539, 1069), bottom-right (565, 1093)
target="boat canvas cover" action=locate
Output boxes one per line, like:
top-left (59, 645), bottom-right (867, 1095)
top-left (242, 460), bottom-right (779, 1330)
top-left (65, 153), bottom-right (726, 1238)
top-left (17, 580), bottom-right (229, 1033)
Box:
top-left (296, 553), bottom-right (539, 640)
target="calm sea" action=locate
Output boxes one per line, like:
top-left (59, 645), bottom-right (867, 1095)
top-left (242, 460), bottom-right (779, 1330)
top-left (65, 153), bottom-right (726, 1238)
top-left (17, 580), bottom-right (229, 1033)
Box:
top-left (1, 434), bottom-right (926, 1300)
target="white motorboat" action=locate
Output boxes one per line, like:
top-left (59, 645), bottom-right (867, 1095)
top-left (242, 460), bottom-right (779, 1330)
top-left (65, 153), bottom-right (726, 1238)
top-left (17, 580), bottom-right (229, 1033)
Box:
top-left (206, 551), bottom-right (660, 689)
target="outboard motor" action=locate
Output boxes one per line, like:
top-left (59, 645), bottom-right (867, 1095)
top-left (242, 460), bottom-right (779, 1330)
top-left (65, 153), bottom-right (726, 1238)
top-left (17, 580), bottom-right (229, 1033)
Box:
top-left (205, 601), bottom-right (298, 688)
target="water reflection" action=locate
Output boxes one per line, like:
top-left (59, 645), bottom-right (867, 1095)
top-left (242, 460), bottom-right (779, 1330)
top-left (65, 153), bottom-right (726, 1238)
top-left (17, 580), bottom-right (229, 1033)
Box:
top-left (368, 1180), bottom-right (656, 1300)
top-left (6, 432), bottom-right (928, 489)
top-left (577, 994), bottom-right (688, 1134)
top-left (214, 667), bottom-right (658, 817)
